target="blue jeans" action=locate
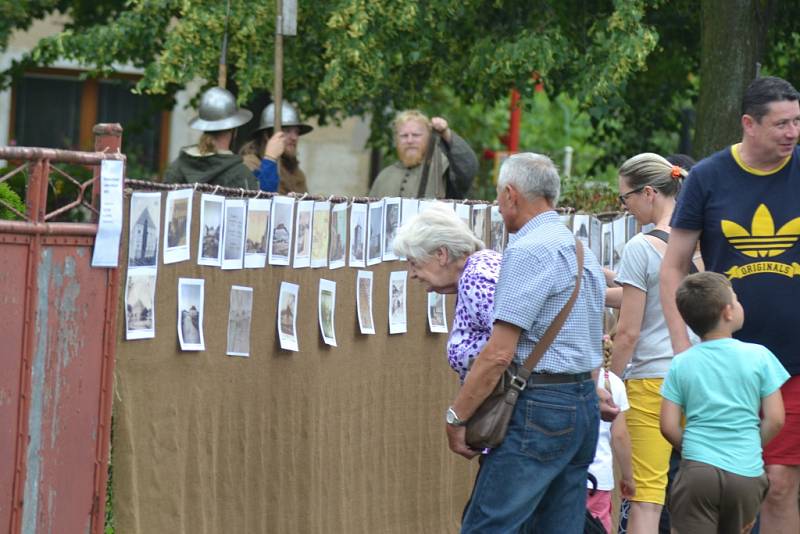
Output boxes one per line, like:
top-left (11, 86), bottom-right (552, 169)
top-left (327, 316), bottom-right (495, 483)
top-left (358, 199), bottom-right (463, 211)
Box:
top-left (461, 379), bottom-right (599, 533)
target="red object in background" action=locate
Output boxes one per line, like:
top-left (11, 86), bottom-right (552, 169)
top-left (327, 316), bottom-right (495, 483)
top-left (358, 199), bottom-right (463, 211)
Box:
top-left (508, 89), bottom-right (521, 153)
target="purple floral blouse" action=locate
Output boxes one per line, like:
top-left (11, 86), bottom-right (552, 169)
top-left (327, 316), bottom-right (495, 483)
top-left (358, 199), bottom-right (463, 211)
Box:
top-left (447, 249), bottom-right (502, 382)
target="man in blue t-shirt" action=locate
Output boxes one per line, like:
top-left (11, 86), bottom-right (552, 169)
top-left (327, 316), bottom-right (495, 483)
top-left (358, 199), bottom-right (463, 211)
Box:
top-left (661, 76), bottom-right (800, 533)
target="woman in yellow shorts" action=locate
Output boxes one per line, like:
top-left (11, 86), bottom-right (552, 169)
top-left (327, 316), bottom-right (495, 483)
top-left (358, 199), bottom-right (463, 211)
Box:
top-left (609, 153), bottom-right (699, 533)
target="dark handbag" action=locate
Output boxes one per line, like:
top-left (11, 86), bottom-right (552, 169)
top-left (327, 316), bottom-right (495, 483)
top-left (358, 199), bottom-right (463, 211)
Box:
top-left (465, 238), bottom-right (584, 449)
top-left (584, 473), bottom-right (608, 534)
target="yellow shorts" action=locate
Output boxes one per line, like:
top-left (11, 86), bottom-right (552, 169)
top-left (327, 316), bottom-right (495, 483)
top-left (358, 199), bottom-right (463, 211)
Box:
top-left (626, 378), bottom-right (673, 505)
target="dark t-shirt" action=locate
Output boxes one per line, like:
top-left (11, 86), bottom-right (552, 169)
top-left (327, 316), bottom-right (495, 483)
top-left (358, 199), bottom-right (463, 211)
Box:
top-left (672, 144), bottom-right (800, 375)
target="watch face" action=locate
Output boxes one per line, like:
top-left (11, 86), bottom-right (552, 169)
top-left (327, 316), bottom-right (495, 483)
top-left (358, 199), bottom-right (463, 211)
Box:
top-left (446, 410), bottom-right (455, 424)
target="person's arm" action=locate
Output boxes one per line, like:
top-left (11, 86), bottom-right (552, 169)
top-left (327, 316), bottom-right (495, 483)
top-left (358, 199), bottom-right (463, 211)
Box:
top-left (659, 398), bottom-right (683, 450)
top-left (760, 390), bottom-right (785, 446)
top-left (605, 287), bottom-right (622, 309)
top-left (611, 412), bottom-right (635, 499)
top-left (256, 158), bottom-right (280, 192)
top-left (431, 118), bottom-right (478, 197)
top-left (659, 228), bottom-right (701, 354)
top-left (609, 285), bottom-right (646, 377)
top-left (446, 321), bottom-right (521, 459)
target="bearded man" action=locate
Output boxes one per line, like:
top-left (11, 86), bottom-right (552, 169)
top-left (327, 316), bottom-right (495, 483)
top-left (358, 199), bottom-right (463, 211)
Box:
top-left (368, 110), bottom-right (478, 199)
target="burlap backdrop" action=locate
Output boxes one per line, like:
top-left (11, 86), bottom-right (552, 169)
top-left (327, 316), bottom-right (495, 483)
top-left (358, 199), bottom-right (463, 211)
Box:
top-left (114, 190), bottom-right (478, 533)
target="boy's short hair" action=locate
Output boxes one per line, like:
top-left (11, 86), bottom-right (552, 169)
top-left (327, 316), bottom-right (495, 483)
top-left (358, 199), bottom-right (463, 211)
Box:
top-left (675, 272), bottom-right (733, 337)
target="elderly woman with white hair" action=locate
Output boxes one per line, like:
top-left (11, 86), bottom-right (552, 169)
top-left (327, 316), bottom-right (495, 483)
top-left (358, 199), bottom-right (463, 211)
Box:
top-left (393, 205), bottom-right (502, 382)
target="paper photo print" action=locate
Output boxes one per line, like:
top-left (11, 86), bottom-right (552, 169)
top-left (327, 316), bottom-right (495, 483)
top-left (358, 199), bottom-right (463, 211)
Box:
top-left (227, 285), bottom-right (254, 357)
top-left (388, 271), bottom-right (408, 334)
top-left (177, 277), bottom-right (205, 351)
top-left (277, 282), bottom-right (300, 351)
top-left (559, 213), bottom-right (573, 230)
top-left (601, 222), bottom-right (613, 270)
top-left (427, 292), bottom-right (448, 334)
top-left (471, 204), bottom-right (488, 243)
top-left (310, 201), bottom-right (331, 268)
top-left (269, 196), bottom-right (295, 265)
top-left (293, 200), bottom-right (314, 268)
top-left (489, 206), bottom-right (505, 253)
top-left (573, 213), bottom-right (591, 251)
top-left (318, 279), bottom-right (337, 347)
top-left (125, 268), bottom-right (157, 340)
top-left (612, 216), bottom-right (627, 268)
top-left (328, 202), bottom-right (348, 269)
top-left (128, 192), bottom-right (161, 268)
top-left (164, 188), bottom-right (193, 264)
top-left (455, 203), bottom-right (471, 229)
top-left (382, 197), bottom-right (401, 261)
top-left (590, 216), bottom-right (603, 263)
top-left (625, 213), bottom-right (639, 241)
top-left (401, 198), bottom-right (419, 226)
top-left (367, 200), bottom-right (384, 266)
top-left (349, 202), bottom-right (367, 268)
top-left (221, 198), bottom-right (246, 270)
top-left (356, 270), bottom-right (375, 334)
top-left (198, 194), bottom-right (224, 266)
top-left (244, 198), bottom-right (270, 268)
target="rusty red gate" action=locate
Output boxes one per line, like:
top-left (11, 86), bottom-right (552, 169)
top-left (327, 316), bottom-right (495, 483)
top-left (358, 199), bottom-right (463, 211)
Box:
top-left (0, 125), bottom-right (123, 534)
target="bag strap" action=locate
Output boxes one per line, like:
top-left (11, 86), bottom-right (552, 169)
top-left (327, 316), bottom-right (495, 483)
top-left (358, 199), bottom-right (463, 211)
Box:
top-left (516, 237), bottom-right (584, 380)
top-left (646, 228), bottom-right (698, 274)
top-left (416, 132), bottom-right (438, 198)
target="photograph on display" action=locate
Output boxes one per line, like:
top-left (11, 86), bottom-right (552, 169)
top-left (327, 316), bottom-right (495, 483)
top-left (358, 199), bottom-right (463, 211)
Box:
top-left (277, 282), bottom-right (300, 351)
top-left (268, 196), bottom-right (294, 265)
top-left (221, 199), bottom-right (246, 270)
top-left (455, 203), bottom-right (471, 229)
top-left (400, 198), bottom-right (419, 226)
top-left (471, 204), bottom-right (488, 242)
top-left (125, 268), bottom-right (157, 340)
top-left (310, 201), bottom-right (331, 268)
top-left (489, 206), bottom-right (505, 253)
top-left (601, 222), bottom-right (613, 270)
top-left (293, 200), bottom-right (314, 268)
top-left (227, 285), bottom-right (254, 357)
top-left (367, 201), bottom-right (384, 266)
top-left (626, 213), bottom-right (639, 241)
top-left (559, 213), bottom-right (573, 230)
top-left (388, 271), bottom-right (408, 334)
top-left (163, 189), bottom-right (193, 264)
top-left (573, 214), bottom-right (590, 251)
top-left (198, 194), bottom-right (224, 266)
top-left (328, 203), bottom-right (348, 269)
top-left (612, 216), bottom-right (626, 268)
top-left (418, 199), bottom-right (444, 213)
top-left (128, 192), bottom-right (161, 268)
top-left (177, 277), bottom-right (205, 351)
top-left (349, 203), bottom-right (367, 268)
top-left (244, 198), bottom-right (270, 268)
top-left (356, 270), bottom-right (375, 334)
top-left (382, 197), bottom-right (400, 261)
top-left (318, 279), bottom-right (337, 347)
top-left (589, 216), bottom-right (603, 263)
top-left (427, 292), bottom-right (448, 334)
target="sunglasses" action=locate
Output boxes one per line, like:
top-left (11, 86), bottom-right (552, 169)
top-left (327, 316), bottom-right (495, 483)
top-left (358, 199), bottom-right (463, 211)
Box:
top-left (618, 185), bottom-right (646, 205)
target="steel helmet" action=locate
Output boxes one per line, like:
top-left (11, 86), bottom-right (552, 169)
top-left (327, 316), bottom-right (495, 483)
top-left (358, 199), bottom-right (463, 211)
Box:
top-left (256, 101), bottom-right (313, 135)
top-left (189, 87), bottom-right (253, 132)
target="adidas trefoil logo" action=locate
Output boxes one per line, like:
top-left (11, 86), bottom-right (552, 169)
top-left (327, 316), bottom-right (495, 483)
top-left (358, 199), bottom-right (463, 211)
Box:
top-left (722, 204), bottom-right (800, 258)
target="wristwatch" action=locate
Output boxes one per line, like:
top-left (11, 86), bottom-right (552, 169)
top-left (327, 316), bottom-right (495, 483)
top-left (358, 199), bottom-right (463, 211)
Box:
top-left (446, 406), bottom-right (467, 427)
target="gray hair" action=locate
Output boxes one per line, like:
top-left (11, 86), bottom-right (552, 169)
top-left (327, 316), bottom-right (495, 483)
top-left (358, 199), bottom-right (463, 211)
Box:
top-left (497, 153), bottom-right (560, 205)
top-left (392, 204), bottom-right (484, 262)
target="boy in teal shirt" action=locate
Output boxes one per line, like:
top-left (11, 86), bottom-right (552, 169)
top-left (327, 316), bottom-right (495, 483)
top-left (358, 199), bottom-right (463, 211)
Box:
top-left (660, 272), bottom-right (788, 533)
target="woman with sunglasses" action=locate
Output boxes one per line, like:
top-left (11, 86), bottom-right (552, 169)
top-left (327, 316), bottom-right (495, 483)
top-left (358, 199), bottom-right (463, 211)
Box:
top-left (609, 152), bottom-right (699, 534)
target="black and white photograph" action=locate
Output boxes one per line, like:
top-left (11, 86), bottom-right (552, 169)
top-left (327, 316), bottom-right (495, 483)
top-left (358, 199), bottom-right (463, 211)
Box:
top-left (269, 196), bottom-right (295, 266)
top-left (356, 270), bottom-right (375, 335)
top-left (367, 200), bottom-right (384, 266)
top-left (401, 198), bottom-right (419, 226)
top-left (613, 215), bottom-right (626, 269)
top-left (590, 216), bottom-right (602, 263)
top-left (128, 192), bottom-right (161, 268)
top-left (427, 292), bottom-right (448, 334)
top-left (382, 197), bottom-right (400, 261)
top-left (601, 222), bottom-right (613, 270)
top-left (328, 202), bottom-right (348, 269)
top-left (310, 201), bottom-right (330, 268)
top-left (177, 277), bottom-right (204, 351)
top-left (573, 213), bottom-right (590, 251)
top-left (227, 285), bottom-right (253, 357)
top-left (163, 188), bottom-right (193, 264)
top-left (221, 199), bottom-right (246, 270)
top-left (455, 203), bottom-right (471, 229)
top-left (198, 194), bottom-right (224, 266)
top-left (293, 200), bottom-right (314, 268)
top-left (318, 278), bottom-right (337, 347)
top-left (349, 202), bottom-right (367, 268)
top-left (125, 268), bottom-right (157, 340)
top-left (388, 271), bottom-right (408, 334)
top-left (471, 204), bottom-right (488, 243)
top-left (277, 281), bottom-right (300, 351)
top-left (244, 198), bottom-right (270, 269)
top-left (489, 206), bottom-right (505, 253)
top-left (626, 213), bottom-right (639, 241)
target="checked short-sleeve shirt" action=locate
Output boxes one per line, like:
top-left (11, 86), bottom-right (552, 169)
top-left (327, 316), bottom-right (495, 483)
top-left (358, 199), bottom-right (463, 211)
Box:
top-left (494, 211), bottom-right (605, 373)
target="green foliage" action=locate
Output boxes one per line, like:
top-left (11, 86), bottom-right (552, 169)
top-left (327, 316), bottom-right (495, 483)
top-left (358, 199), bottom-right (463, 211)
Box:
top-left (0, 181), bottom-right (25, 220)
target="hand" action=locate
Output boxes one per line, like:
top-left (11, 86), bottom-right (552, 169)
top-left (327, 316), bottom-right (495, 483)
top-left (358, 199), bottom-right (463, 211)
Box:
top-left (430, 117), bottom-right (452, 143)
top-left (445, 424), bottom-right (480, 459)
top-left (264, 131), bottom-right (285, 160)
top-left (597, 387), bottom-right (620, 422)
top-left (620, 477), bottom-right (636, 499)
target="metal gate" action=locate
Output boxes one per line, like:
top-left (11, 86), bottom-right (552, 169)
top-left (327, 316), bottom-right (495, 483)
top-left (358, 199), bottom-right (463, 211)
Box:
top-left (0, 125), bottom-right (124, 534)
